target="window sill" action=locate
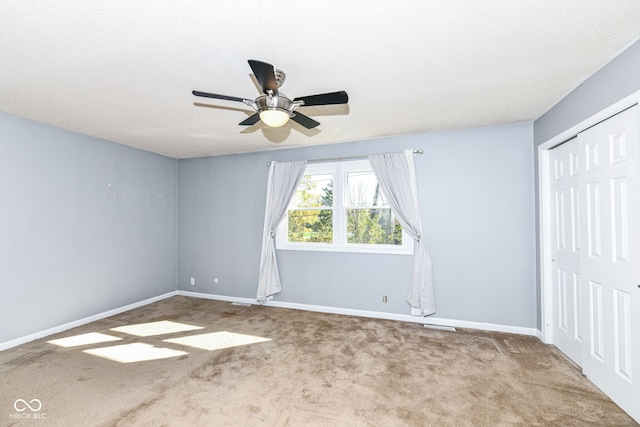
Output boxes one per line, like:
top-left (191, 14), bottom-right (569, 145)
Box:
top-left (276, 242), bottom-right (413, 255)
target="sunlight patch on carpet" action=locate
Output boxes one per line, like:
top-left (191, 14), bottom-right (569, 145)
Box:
top-left (83, 343), bottom-right (188, 363)
top-left (164, 331), bottom-right (271, 351)
top-left (110, 320), bottom-right (204, 337)
top-left (48, 332), bottom-right (123, 348)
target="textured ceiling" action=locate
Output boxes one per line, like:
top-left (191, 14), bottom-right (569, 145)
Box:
top-left (2, 1), bottom-right (640, 159)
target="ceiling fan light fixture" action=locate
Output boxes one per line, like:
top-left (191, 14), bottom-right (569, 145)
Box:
top-left (192, 60), bottom-right (349, 130)
top-left (255, 94), bottom-right (293, 127)
top-left (259, 108), bottom-right (290, 127)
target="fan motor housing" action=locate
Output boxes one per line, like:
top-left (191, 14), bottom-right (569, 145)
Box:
top-left (256, 94), bottom-right (294, 115)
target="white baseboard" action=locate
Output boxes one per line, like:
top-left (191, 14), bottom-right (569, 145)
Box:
top-left (1, 290), bottom-right (541, 352)
top-left (178, 291), bottom-right (540, 337)
top-left (178, 290), bottom-right (256, 305)
top-left (0, 291), bottom-right (178, 352)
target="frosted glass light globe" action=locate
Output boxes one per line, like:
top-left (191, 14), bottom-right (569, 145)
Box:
top-left (259, 109), bottom-right (290, 127)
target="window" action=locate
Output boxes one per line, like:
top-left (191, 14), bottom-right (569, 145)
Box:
top-left (276, 160), bottom-right (412, 254)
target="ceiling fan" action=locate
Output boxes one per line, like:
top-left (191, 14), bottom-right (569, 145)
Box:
top-left (192, 60), bottom-right (349, 129)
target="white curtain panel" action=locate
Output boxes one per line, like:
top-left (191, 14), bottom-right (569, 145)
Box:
top-left (257, 160), bottom-right (307, 303)
top-left (369, 149), bottom-right (435, 316)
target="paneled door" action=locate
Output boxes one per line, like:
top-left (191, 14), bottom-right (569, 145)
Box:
top-left (549, 137), bottom-right (583, 366)
top-left (577, 105), bottom-right (640, 421)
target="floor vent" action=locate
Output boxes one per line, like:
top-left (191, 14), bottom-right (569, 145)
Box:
top-left (424, 324), bottom-right (456, 332)
top-left (230, 302), bottom-right (252, 307)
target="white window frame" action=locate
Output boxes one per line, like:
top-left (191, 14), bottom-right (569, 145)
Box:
top-left (276, 160), bottom-right (413, 255)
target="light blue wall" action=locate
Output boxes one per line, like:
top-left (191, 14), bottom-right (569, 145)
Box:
top-left (0, 111), bottom-right (537, 344)
top-left (533, 39), bottom-right (640, 328)
top-left (179, 122), bottom-right (537, 328)
top-left (0, 113), bottom-right (178, 343)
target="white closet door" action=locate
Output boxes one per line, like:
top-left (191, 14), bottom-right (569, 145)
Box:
top-left (549, 137), bottom-right (583, 365)
top-left (578, 105), bottom-right (640, 422)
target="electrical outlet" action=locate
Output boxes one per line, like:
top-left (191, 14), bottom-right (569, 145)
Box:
top-left (190, 277), bottom-right (195, 285)
top-left (382, 296), bottom-right (387, 303)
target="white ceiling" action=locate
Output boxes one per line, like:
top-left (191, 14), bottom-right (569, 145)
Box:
top-left (2, 1), bottom-right (640, 159)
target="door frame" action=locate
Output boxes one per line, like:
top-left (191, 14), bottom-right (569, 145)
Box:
top-left (538, 90), bottom-right (640, 344)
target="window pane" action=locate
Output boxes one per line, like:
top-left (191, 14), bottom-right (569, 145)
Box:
top-left (291, 174), bottom-right (333, 208)
top-left (288, 209), bottom-right (333, 243)
top-left (345, 171), bottom-right (387, 207)
top-left (346, 208), bottom-right (402, 245)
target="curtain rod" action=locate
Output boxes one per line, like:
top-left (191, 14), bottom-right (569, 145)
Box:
top-left (267, 149), bottom-right (423, 166)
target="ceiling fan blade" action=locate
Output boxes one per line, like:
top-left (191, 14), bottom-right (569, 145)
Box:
top-left (290, 112), bottom-right (320, 129)
top-left (293, 91), bottom-right (348, 106)
top-left (192, 90), bottom-right (246, 103)
top-left (248, 60), bottom-right (278, 94)
top-left (239, 113), bottom-right (260, 126)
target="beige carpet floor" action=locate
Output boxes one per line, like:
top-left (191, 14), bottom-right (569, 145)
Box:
top-left (0, 296), bottom-right (637, 426)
